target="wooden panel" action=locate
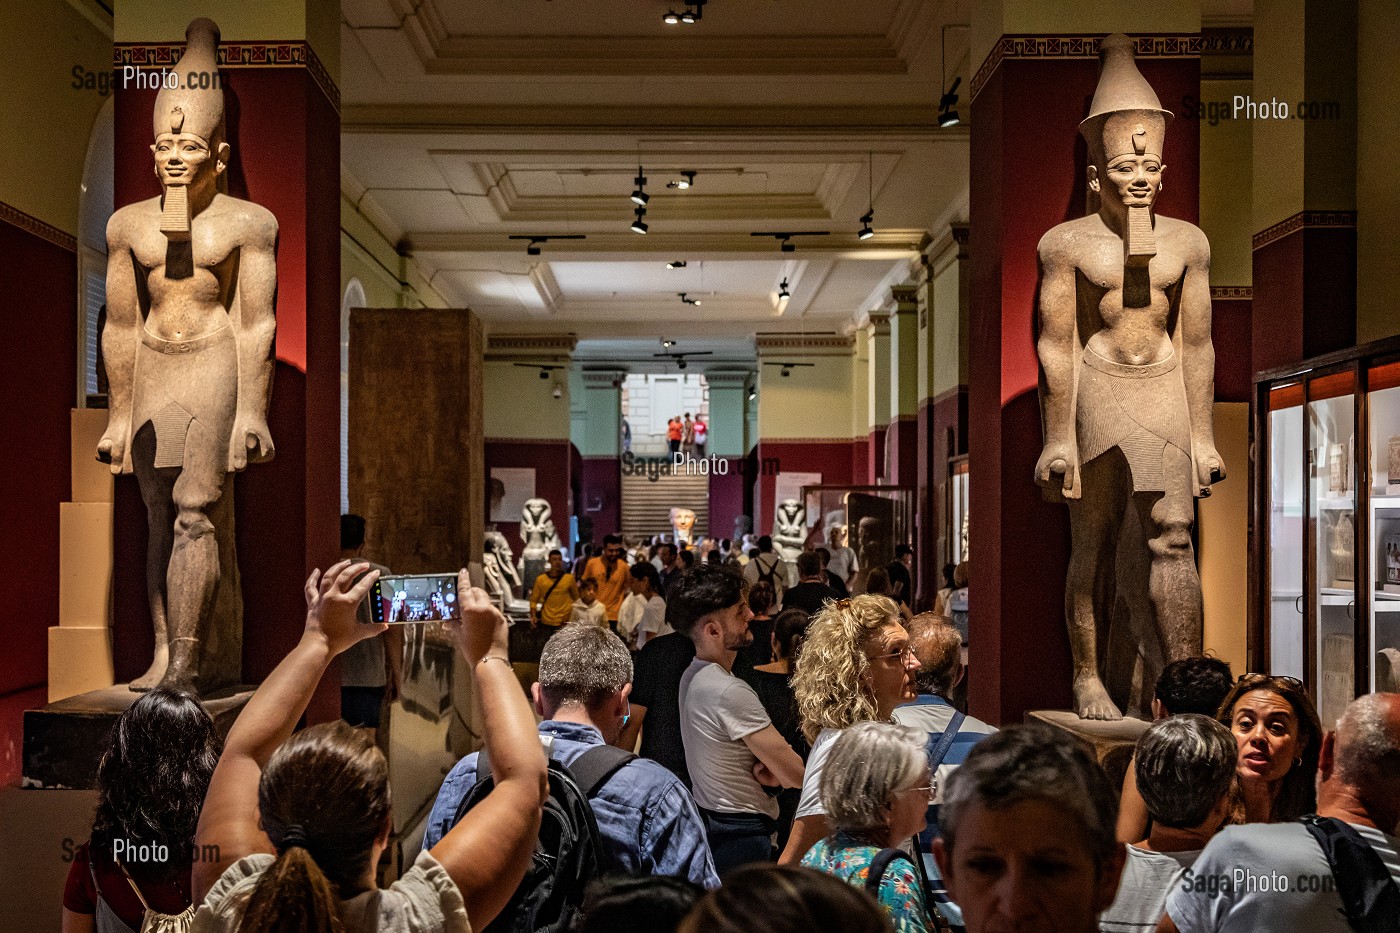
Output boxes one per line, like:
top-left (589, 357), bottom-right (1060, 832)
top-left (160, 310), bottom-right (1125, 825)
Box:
top-left (349, 308), bottom-right (484, 573)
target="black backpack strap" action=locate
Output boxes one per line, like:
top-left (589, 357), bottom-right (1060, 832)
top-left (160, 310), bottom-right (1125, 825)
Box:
top-left (1299, 815), bottom-right (1400, 933)
top-left (865, 847), bottom-right (912, 895)
top-left (567, 744), bottom-right (636, 798)
top-left (927, 710), bottom-right (965, 772)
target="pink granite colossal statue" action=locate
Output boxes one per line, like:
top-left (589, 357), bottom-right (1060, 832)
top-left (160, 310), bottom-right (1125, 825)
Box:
top-left (1035, 34), bottom-right (1223, 720)
top-left (98, 19), bottom-right (278, 695)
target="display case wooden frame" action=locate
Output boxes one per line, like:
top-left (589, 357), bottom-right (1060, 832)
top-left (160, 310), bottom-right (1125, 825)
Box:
top-left (1251, 333), bottom-right (1400, 717)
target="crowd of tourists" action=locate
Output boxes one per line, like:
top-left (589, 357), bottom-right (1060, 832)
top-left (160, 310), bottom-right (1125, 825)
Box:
top-left (61, 528), bottom-right (1399, 933)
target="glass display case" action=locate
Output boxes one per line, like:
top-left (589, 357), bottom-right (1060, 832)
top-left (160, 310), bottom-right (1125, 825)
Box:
top-left (1254, 336), bottom-right (1400, 723)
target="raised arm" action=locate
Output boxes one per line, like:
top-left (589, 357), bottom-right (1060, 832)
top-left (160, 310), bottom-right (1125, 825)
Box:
top-left (228, 209), bottom-right (278, 471)
top-left (97, 218), bottom-right (142, 474)
top-left (1179, 228), bottom-right (1223, 492)
top-left (193, 560), bottom-right (382, 900)
top-left (1034, 234), bottom-right (1081, 499)
top-left (429, 580), bottom-right (548, 930)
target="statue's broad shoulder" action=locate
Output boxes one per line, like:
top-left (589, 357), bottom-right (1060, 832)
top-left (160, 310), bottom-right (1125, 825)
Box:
top-left (206, 193), bottom-right (278, 246)
top-left (1036, 214), bottom-right (1105, 270)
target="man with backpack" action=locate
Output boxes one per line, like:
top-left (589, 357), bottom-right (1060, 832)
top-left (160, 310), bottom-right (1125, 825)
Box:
top-left (743, 535), bottom-right (793, 607)
top-left (1159, 692), bottom-right (1400, 933)
top-left (425, 624), bottom-right (719, 930)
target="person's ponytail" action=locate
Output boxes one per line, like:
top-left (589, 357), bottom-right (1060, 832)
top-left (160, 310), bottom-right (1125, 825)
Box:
top-left (237, 844), bottom-right (344, 933)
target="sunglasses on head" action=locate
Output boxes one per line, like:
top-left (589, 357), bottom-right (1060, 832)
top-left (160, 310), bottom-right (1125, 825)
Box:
top-left (1238, 673), bottom-right (1304, 688)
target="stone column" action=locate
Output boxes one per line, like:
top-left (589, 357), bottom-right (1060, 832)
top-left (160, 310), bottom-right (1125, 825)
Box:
top-left (1251, 0), bottom-right (1358, 370)
top-left (887, 283), bottom-right (920, 489)
top-left (704, 371), bottom-right (753, 541)
top-left (865, 314), bottom-right (892, 482)
top-left (575, 370), bottom-right (625, 540)
top-left (110, 0), bottom-right (342, 715)
top-left (967, 13), bottom-right (1202, 723)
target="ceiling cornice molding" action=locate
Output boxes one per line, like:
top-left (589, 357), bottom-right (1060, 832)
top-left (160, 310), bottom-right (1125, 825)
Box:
top-left (407, 230), bottom-right (928, 256)
top-left (342, 105), bottom-right (949, 135)
top-left (755, 334), bottom-right (855, 357)
top-left (485, 333), bottom-right (578, 359)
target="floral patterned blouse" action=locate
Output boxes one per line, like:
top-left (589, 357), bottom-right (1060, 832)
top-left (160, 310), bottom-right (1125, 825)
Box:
top-left (801, 832), bottom-right (939, 932)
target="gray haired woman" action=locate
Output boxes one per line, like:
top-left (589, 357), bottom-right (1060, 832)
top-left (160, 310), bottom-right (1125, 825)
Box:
top-left (799, 722), bottom-right (944, 933)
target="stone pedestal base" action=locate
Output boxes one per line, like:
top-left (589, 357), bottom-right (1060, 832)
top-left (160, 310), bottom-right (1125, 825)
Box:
top-left (1026, 709), bottom-right (1149, 791)
top-left (23, 685), bottom-right (253, 789)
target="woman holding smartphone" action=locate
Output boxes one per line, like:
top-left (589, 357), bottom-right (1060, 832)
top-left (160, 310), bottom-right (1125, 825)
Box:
top-left (190, 562), bottom-right (548, 932)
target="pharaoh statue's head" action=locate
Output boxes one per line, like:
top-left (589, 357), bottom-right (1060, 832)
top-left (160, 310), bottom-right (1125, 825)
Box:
top-left (671, 508), bottom-right (696, 534)
top-left (1079, 34), bottom-right (1172, 263)
top-left (150, 19), bottom-right (229, 239)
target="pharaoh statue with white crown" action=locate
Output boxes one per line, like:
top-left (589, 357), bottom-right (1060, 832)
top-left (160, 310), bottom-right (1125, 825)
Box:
top-left (99, 19), bottom-right (278, 695)
top-left (1035, 34), bottom-right (1223, 720)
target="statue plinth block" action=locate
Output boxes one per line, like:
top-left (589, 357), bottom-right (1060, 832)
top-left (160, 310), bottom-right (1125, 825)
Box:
top-left (70, 409), bottom-right (112, 504)
top-left (58, 502), bottom-right (112, 626)
top-left (1027, 709), bottom-right (1147, 790)
top-left (23, 685), bottom-right (252, 789)
top-left (47, 627), bottom-right (114, 702)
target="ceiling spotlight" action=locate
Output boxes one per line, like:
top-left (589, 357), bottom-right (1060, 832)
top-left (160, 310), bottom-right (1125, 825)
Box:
top-left (663, 10), bottom-right (681, 24)
top-left (858, 150), bottom-right (876, 239)
top-left (753, 231), bottom-right (829, 253)
top-left (668, 170), bottom-right (697, 190)
top-left (631, 209), bottom-right (649, 235)
top-left (680, 9), bottom-right (696, 23)
top-left (939, 76), bottom-right (962, 127)
top-left (748, 389), bottom-right (757, 401)
top-left (778, 278), bottom-right (790, 301)
top-left (667, 260), bottom-right (688, 269)
top-left (509, 234), bottom-right (586, 256)
top-left (938, 25), bottom-right (965, 129)
top-left (678, 292), bottom-right (701, 306)
top-left (781, 239), bottom-right (795, 253)
top-left (631, 167), bottom-right (649, 206)
top-left (858, 211), bottom-right (875, 240)
top-left (662, 339), bottom-right (675, 347)
top-left (678, 359), bottom-right (688, 369)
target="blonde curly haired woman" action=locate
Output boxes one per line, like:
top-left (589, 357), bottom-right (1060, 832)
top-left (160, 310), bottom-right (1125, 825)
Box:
top-left (777, 594), bottom-right (920, 865)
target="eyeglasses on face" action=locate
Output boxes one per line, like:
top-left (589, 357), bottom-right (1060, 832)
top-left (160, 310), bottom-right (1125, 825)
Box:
top-left (905, 781), bottom-right (938, 804)
top-left (870, 646), bottom-right (917, 663)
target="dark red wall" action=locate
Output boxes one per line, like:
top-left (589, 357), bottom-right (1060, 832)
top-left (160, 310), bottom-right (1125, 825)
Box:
top-left (111, 66), bottom-right (339, 717)
top-left (579, 457), bottom-right (619, 542)
top-left (755, 440), bottom-right (856, 535)
top-left (0, 211), bottom-right (77, 776)
top-left (1212, 297), bottom-right (1253, 404)
top-left (486, 439), bottom-right (573, 553)
top-left (968, 52), bottom-right (1201, 725)
top-left (709, 458), bottom-right (746, 543)
top-left (1252, 226), bottom-right (1356, 375)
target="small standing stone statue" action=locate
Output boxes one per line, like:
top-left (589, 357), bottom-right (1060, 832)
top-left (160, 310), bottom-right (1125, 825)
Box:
top-left (98, 19), bottom-right (278, 695)
top-left (1034, 34), bottom-right (1223, 719)
top-left (773, 499), bottom-right (806, 561)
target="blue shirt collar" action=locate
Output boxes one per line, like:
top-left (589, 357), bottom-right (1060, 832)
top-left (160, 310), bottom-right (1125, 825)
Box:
top-left (538, 720), bottom-right (606, 745)
top-left (898, 693), bottom-right (952, 708)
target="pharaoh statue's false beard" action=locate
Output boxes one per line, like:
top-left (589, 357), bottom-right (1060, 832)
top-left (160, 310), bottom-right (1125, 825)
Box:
top-left (1125, 202), bottom-right (1155, 266)
top-left (160, 184), bottom-right (191, 241)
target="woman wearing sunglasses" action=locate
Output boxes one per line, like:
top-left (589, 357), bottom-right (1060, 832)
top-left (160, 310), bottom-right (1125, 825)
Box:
top-left (780, 595), bottom-right (922, 864)
top-left (800, 722), bottom-right (943, 933)
top-left (1215, 673), bottom-right (1322, 824)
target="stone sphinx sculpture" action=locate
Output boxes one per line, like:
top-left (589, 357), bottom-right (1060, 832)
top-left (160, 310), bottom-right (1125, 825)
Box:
top-left (98, 19), bottom-right (278, 695)
top-left (670, 507), bottom-right (697, 546)
top-left (774, 498), bottom-right (806, 561)
top-left (1034, 34), bottom-right (1223, 719)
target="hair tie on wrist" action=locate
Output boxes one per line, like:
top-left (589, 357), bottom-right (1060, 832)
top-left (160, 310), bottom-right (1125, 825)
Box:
top-left (280, 825), bottom-right (310, 850)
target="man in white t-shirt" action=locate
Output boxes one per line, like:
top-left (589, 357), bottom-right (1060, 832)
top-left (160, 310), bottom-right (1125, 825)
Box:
top-left (742, 536), bottom-right (794, 604)
top-left (1097, 715), bottom-right (1235, 933)
top-left (1160, 692), bottom-right (1400, 933)
top-left (672, 563), bottom-right (806, 875)
top-left (824, 525), bottom-right (858, 587)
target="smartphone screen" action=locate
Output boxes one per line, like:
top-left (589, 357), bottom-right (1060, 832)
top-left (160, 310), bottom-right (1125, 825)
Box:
top-left (370, 573), bottom-right (459, 624)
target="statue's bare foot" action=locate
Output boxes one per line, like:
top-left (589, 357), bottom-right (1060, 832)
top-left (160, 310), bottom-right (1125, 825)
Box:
top-left (129, 647), bottom-right (169, 692)
top-left (1073, 674), bottom-right (1123, 720)
top-left (159, 667), bottom-right (199, 696)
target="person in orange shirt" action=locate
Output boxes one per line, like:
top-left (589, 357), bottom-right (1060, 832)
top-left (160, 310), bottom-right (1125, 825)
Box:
top-left (582, 533), bottom-right (631, 629)
top-left (667, 417), bottom-right (683, 457)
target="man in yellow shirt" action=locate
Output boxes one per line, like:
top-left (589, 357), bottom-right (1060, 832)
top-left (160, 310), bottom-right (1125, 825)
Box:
top-left (529, 549), bottom-right (579, 631)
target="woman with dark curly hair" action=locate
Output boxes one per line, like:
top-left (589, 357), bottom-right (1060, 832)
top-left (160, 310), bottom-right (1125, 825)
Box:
top-left (1215, 673), bottom-right (1323, 824)
top-left (61, 687), bottom-right (222, 932)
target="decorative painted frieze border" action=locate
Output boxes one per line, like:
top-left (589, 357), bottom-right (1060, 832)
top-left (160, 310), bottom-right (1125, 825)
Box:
top-left (486, 333), bottom-right (579, 357)
top-left (1210, 286), bottom-right (1253, 300)
top-left (755, 334), bottom-right (855, 355)
top-left (970, 34), bottom-right (1203, 103)
top-left (0, 199), bottom-right (76, 252)
top-left (113, 40), bottom-right (339, 113)
top-left (1251, 211), bottom-right (1357, 252)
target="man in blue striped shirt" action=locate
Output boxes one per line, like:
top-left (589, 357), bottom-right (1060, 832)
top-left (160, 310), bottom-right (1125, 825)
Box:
top-left (424, 623), bottom-right (719, 888)
top-left (894, 614), bottom-right (999, 930)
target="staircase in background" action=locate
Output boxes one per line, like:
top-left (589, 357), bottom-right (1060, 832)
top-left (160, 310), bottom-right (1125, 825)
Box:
top-left (620, 468), bottom-right (710, 543)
